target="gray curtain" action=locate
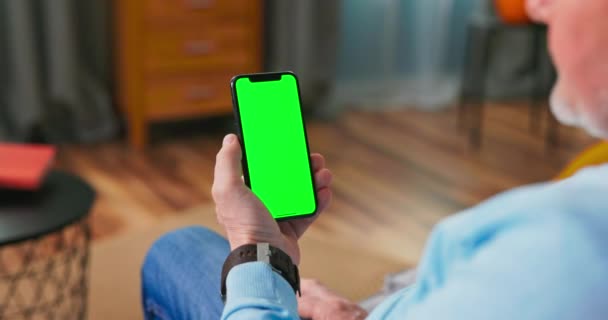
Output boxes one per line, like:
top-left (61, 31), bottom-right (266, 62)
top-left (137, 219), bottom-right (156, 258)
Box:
top-left (265, 0), bottom-right (341, 113)
top-left (0, 0), bottom-right (116, 143)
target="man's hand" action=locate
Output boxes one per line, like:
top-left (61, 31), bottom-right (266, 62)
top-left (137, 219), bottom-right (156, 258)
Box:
top-left (298, 279), bottom-right (368, 320)
top-left (212, 134), bottom-right (332, 265)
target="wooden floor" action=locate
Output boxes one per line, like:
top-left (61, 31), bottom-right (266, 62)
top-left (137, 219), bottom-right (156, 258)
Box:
top-left (55, 104), bottom-right (597, 264)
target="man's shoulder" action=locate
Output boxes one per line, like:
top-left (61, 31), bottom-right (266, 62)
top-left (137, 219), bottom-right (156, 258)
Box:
top-left (434, 164), bottom-right (608, 250)
top-left (406, 165), bottom-right (608, 319)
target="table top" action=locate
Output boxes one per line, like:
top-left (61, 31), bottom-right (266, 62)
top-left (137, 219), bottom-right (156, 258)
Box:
top-left (0, 170), bottom-right (95, 245)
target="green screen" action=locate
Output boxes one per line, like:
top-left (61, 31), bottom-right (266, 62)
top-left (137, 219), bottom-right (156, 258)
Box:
top-left (234, 73), bottom-right (316, 219)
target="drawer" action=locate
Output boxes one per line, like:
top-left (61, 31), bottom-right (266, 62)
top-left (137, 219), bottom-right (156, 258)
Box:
top-left (144, 0), bottom-right (253, 24)
top-left (144, 24), bottom-right (255, 72)
top-left (145, 73), bottom-right (235, 120)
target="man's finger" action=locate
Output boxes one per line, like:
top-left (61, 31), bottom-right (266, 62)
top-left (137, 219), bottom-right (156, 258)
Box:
top-left (212, 134), bottom-right (243, 201)
top-left (283, 187), bottom-right (331, 238)
top-left (311, 153), bottom-right (325, 172)
top-left (283, 163), bottom-right (332, 238)
top-left (316, 187), bottom-right (332, 214)
top-left (314, 168), bottom-right (332, 191)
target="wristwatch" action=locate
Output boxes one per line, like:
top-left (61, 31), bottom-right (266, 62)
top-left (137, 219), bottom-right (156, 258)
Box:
top-left (221, 243), bottom-right (301, 303)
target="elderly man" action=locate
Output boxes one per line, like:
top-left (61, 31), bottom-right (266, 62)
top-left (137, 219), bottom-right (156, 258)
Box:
top-left (141, 0), bottom-right (608, 319)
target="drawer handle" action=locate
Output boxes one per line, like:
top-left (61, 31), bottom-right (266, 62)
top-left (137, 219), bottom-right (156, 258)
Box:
top-left (184, 0), bottom-right (214, 10)
top-left (185, 86), bottom-right (215, 101)
top-left (183, 40), bottom-right (215, 56)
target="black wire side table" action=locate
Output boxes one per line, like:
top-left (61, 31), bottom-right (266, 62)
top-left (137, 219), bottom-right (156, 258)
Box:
top-left (0, 171), bottom-right (95, 320)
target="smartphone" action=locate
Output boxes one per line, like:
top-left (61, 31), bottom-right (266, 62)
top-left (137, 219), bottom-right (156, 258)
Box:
top-left (231, 72), bottom-right (317, 220)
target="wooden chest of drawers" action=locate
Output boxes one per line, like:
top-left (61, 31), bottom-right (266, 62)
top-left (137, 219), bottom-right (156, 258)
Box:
top-left (115, 0), bottom-right (262, 148)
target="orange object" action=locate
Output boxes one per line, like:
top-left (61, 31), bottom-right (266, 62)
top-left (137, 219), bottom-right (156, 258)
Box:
top-left (0, 144), bottom-right (56, 190)
top-left (556, 142), bottom-right (608, 180)
top-left (494, 0), bottom-right (532, 25)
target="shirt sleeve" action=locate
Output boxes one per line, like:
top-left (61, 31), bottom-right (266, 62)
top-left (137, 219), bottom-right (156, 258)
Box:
top-left (221, 261), bottom-right (299, 320)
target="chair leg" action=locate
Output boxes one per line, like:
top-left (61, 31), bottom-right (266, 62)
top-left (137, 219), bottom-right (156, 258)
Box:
top-left (458, 25), bottom-right (475, 131)
top-left (529, 25), bottom-right (545, 133)
top-left (459, 20), bottom-right (494, 149)
top-left (545, 61), bottom-right (559, 149)
top-left (470, 103), bottom-right (484, 149)
top-left (546, 106), bottom-right (559, 148)
top-left (458, 94), bottom-right (469, 131)
top-left (468, 25), bottom-right (495, 149)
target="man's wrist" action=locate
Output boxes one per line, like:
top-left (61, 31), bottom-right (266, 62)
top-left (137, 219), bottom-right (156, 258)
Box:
top-left (227, 233), bottom-right (284, 253)
top-left (221, 243), bottom-right (302, 302)
top-left (224, 229), bottom-right (299, 265)
top-left (228, 235), bottom-right (266, 250)
top-left (223, 262), bottom-right (300, 317)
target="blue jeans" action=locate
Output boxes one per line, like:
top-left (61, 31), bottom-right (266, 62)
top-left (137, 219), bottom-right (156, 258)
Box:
top-left (141, 226), bottom-right (230, 320)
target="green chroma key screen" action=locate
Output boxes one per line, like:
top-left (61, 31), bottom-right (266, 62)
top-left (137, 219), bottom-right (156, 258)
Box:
top-left (233, 73), bottom-right (317, 220)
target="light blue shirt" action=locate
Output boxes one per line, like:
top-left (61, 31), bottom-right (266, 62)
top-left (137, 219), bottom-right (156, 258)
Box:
top-left (222, 165), bottom-right (608, 319)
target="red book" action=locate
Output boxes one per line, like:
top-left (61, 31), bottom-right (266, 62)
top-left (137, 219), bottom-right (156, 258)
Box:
top-left (0, 144), bottom-right (56, 190)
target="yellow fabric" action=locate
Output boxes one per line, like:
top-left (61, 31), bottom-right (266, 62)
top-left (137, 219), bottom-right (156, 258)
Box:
top-left (556, 142), bottom-right (608, 180)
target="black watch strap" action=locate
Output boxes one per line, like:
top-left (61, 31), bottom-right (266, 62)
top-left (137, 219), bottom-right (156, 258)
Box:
top-left (221, 243), bottom-right (300, 302)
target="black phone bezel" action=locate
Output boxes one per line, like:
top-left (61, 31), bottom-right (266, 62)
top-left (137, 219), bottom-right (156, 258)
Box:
top-left (230, 71), bottom-right (318, 221)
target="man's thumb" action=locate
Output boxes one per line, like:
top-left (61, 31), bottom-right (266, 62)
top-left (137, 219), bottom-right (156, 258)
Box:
top-left (212, 134), bottom-right (243, 200)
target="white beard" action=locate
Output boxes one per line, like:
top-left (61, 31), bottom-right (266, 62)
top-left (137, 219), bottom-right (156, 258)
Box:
top-left (550, 80), bottom-right (608, 139)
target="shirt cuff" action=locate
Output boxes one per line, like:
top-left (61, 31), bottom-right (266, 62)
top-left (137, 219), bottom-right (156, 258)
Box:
top-left (224, 261), bottom-right (298, 317)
